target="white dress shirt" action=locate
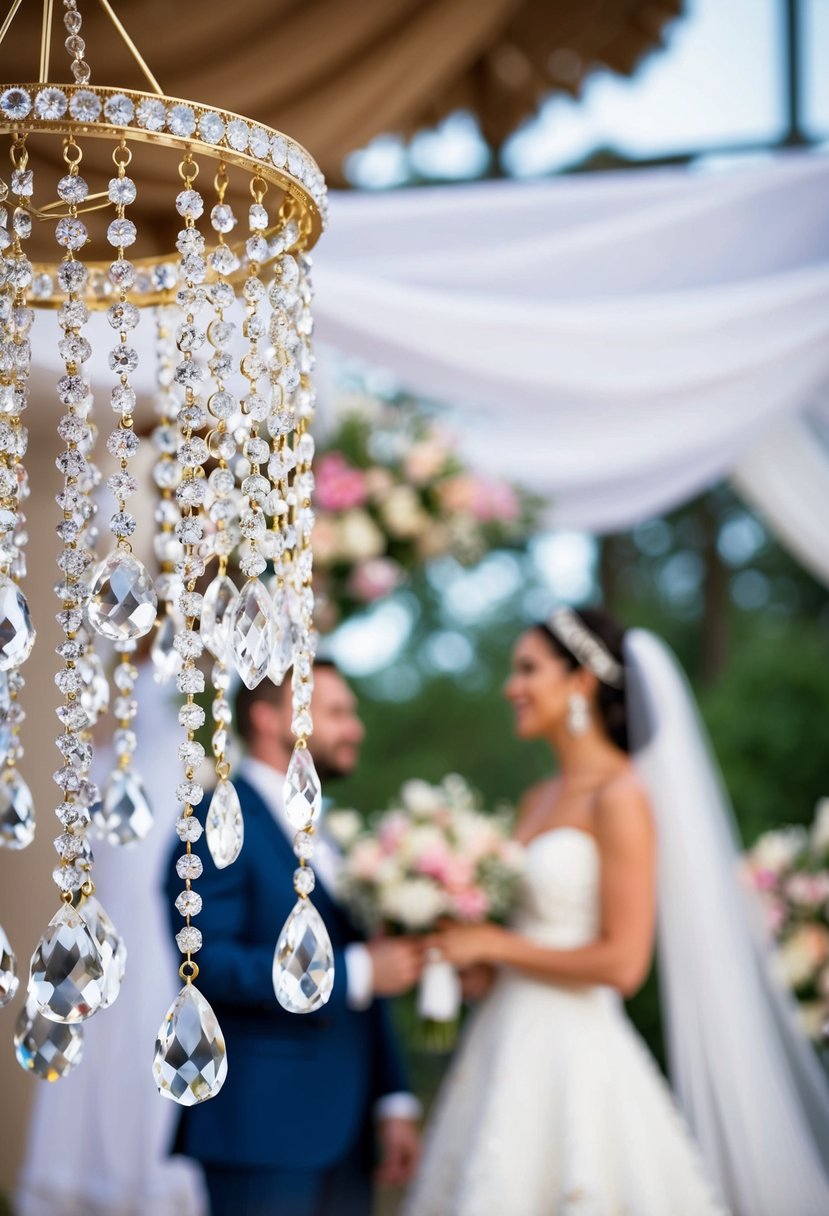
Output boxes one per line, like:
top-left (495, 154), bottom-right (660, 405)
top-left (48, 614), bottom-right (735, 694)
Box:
top-left (239, 756), bottom-right (420, 1122)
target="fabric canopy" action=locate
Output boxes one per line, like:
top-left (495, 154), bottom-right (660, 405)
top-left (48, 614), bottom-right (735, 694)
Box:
top-left (310, 152), bottom-right (829, 577)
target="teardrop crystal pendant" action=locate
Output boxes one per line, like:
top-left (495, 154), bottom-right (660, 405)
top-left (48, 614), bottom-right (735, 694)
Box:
top-left (0, 767), bottom-right (35, 849)
top-left (0, 921), bottom-right (19, 1006)
top-left (230, 578), bottom-right (275, 690)
top-left (78, 650), bottom-right (110, 724)
top-left (78, 895), bottom-right (127, 1009)
top-left (92, 766), bottom-right (153, 846)
top-left (200, 574), bottom-right (239, 662)
top-left (153, 983), bottom-right (228, 1106)
top-left (14, 996), bottom-right (84, 1081)
top-left (0, 574), bottom-right (35, 671)
top-left (205, 778), bottom-right (244, 869)
top-left (273, 898), bottom-right (335, 1014)
top-left (28, 904), bottom-right (105, 1023)
top-left (283, 746), bottom-right (322, 830)
top-left (151, 612), bottom-right (183, 684)
top-left (267, 596), bottom-right (294, 686)
top-left (87, 551), bottom-right (158, 642)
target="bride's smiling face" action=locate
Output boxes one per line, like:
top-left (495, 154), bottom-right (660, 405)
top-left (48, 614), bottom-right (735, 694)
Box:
top-left (505, 629), bottom-right (577, 739)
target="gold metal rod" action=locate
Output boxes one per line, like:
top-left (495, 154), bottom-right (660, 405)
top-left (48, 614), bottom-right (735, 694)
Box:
top-left (39, 0), bottom-right (54, 84)
top-left (95, 0), bottom-right (164, 95)
top-left (0, 0), bottom-right (26, 53)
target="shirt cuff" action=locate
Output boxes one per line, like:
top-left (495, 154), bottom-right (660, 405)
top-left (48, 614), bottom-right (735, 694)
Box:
top-left (375, 1092), bottom-right (423, 1123)
top-left (344, 942), bottom-right (374, 1011)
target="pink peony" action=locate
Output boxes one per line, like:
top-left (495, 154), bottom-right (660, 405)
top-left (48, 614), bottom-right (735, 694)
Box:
top-left (348, 557), bottom-right (404, 603)
top-left (414, 845), bottom-right (453, 883)
top-left (315, 452), bottom-right (369, 511)
top-left (437, 474), bottom-right (519, 524)
top-left (452, 886), bottom-right (490, 921)
top-left (403, 438), bottom-right (450, 485)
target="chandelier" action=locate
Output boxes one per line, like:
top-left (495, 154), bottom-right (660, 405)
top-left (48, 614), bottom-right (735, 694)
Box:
top-left (0, 0), bottom-right (331, 1105)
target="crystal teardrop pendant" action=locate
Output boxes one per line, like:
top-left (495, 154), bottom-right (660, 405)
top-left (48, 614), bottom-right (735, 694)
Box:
top-left (92, 766), bottom-right (153, 846)
top-left (77, 894), bottom-right (126, 1009)
top-left (205, 778), bottom-right (244, 869)
top-left (87, 550), bottom-right (158, 642)
top-left (267, 595), bottom-right (294, 686)
top-left (0, 921), bottom-right (19, 1006)
top-left (78, 650), bottom-right (110, 724)
top-left (229, 577), bottom-right (275, 690)
top-left (151, 612), bottom-right (183, 683)
top-left (273, 898), bottom-right (335, 1014)
top-left (0, 767), bottom-right (35, 849)
top-left (0, 574), bottom-right (36, 671)
top-left (14, 996), bottom-right (84, 1081)
top-left (200, 573), bottom-right (239, 662)
top-left (153, 983), bottom-right (228, 1105)
top-left (283, 746), bottom-right (322, 830)
top-left (28, 904), bottom-right (106, 1023)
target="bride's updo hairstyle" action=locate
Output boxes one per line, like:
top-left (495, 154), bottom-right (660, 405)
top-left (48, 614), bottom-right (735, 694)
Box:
top-left (536, 608), bottom-right (630, 753)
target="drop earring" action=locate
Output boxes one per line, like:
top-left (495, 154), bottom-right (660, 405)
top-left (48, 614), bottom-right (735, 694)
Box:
top-left (566, 692), bottom-right (590, 736)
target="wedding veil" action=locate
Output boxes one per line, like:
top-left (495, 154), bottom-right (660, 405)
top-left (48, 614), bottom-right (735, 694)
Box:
top-left (623, 630), bottom-right (829, 1216)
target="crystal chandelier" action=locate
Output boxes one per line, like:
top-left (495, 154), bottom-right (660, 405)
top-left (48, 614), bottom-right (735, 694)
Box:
top-left (0, 0), bottom-right (331, 1105)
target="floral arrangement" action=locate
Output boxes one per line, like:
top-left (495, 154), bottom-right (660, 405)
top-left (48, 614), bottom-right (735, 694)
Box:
top-left (743, 799), bottom-right (829, 1041)
top-left (330, 773), bottom-right (523, 1049)
top-left (311, 396), bottom-right (539, 626)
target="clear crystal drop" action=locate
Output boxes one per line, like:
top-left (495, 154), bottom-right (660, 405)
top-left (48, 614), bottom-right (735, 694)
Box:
top-left (267, 595), bottom-right (294, 686)
top-left (78, 894), bottom-right (126, 1009)
top-left (151, 612), bottom-right (183, 683)
top-left (14, 996), bottom-right (84, 1080)
top-left (28, 904), bottom-right (105, 1023)
top-left (205, 778), bottom-right (244, 869)
top-left (153, 983), bottom-right (227, 1105)
top-left (229, 578), bottom-right (275, 690)
top-left (78, 650), bottom-right (110, 723)
top-left (0, 921), bottom-right (19, 1006)
top-left (92, 766), bottom-right (153, 845)
top-left (87, 551), bottom-right (158, 641)
top-left (0, 767), bottom-right (35, 848)
top-left (283, 746), bottom-right (322, 830)
top-left (200, 574), bottom-right (239, 662)
top-left (273, 898), bottom-right (334, 1014)
top-left (0, 574), bottom-right (35, 670)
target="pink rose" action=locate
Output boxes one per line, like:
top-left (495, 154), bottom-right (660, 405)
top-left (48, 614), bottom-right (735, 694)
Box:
top-left (438, 473), bottom-right (520, 524)
top-left (347, 558), bottom-right (404, 603)
top-left (315, 452), bottom-right (368, 511)
top-left (379, 810), bottom-right (409, 854)
top-left (414, 845), bottom-right (453, 883)
top-left (349, 838), bottom-right (383, 881)
top-left (403, 439), bottom-right (449, 485)
top-left (442, 855), bottom-right (475, 891)
top-left (452, 886), bottom-right (490, 921)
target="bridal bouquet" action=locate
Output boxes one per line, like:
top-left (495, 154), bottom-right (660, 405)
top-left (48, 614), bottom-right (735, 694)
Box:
top-left (312, 397), bottom-right (539, 627)
top-left (331, 774), bottom-right (522, 1048)
top-left (743, 799), bottom-right (829, 1041)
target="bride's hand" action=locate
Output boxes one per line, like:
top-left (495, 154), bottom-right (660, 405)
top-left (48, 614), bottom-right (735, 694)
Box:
top-left (426, 922), bottom-right (502, 969)
top-left (459, 963), bottom-right (496, 1001)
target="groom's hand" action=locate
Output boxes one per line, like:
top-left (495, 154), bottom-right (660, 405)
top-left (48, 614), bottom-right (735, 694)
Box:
top-left (367, 937), bottom-right (423, 996)
top-left (376, 1116), bottom-right (421, 1186)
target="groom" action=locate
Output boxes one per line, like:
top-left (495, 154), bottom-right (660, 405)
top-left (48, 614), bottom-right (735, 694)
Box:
top-left (164, 659), bottom-right (423, 1216)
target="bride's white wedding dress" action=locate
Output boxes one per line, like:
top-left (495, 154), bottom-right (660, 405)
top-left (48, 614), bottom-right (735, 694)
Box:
top-left (404, 826), bottom-right (728, 1216)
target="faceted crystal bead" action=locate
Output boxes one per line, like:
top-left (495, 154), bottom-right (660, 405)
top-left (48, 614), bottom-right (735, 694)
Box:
top-left (14, 996), bottom-right (84, 1080)
top-left (283, 746), bottom-right (322, 830)
top-left (294, 866), bottom-right (315, 896)
top-left (78, 894), bottom-right (126, 1009)
top-left (151, 612), bottom-right (183, 683)
top-left (87, 551), bottom-right (157, 641)
top-left (176, 815), bottom-right (203, 843)
top-left (175, 926), bottom-right (202, 953)
top-left (175, 889), bottom-right (203, 917)
top-left (28, 904), bottom-right (105, 1023)
top-left (200, 574), bottom-right (238, 662)
top-left (229, 578), bottom-right (275, 690)
top-left (0, 921), bottom-right (19, 1005)
top-left (153, 983), bottom-right (227, 1105)
top-left (272, 898), bottom-right (334, 1014)
top-left (92, 767), bottom-right (153, 846)
top-left (205, 779), bottom-right (244, 870)
top-left (0, 767), bottom-right (35, 848)
top-left (176, 853), bottom-right (203, 880)
top-left (0, 574), bottom-right (35, 670)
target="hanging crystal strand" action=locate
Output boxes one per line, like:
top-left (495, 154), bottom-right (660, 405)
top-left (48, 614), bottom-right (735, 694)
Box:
top-left (150, 307), bottom-right (185, 683)
top-left (62, 0), bottom-right (92, 86)
top-left (26, 137), bottom-right (108, 1029)
top-left (227, 178), bottom-right (276, 691)
top-left (153, 154), bottom-right (227, 1106)
top-left (272, 244), bottom-right (333, 1014)
top-left (0, 135), bottom-right (36, 855)
top-left (200, 163), bottom-right (243, 871)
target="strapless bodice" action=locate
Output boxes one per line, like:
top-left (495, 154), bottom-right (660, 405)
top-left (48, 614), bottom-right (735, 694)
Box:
top-left (511, 828), bottom-right (600, 948)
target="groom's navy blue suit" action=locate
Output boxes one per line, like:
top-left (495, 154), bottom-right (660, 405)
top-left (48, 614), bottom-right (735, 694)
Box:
top-left (164, 772), bottom-right (409, 1216)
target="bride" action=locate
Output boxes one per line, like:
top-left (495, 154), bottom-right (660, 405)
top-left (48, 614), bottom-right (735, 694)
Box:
top-left (404, 609), bottom-right (829, 1216)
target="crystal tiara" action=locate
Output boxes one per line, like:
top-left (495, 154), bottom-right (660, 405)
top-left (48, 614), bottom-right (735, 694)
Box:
top-left (546, 608), bottom-right (625, 688)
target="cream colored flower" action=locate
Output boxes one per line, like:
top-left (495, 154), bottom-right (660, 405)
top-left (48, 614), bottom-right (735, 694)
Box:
top-left (381, 484), bottom-right (430, 539)
top-left (379, 877), bottom-right (448, 930)
top-left (751, 827), bottom-right (808, 875)
top-left (325, 809), bottom-right (363, 849)
top-left (400, 779), bottom-right (445, 816)
top-left (338, 509), bottom-right (386, 561)
top-left (311, 514), bottom-right (342, 565)
top-left (811, 798), bottom-right (829, 855)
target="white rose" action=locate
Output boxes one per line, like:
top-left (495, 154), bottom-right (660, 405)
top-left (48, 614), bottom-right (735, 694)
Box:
top-left (402, 824), bottom-right (447, 863)
top-left (751, 827), bottom-right (808, 874)
top-left (338, 509), bottom-right (386, 561)
top-left (400, 779), bottom-right (445, 817)
top-left (379, 878), bottom-right (448, 930)
top-left (324, 809), bottom-right (363, 849)
top-left (381, 485), bottom-right (429, 539)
